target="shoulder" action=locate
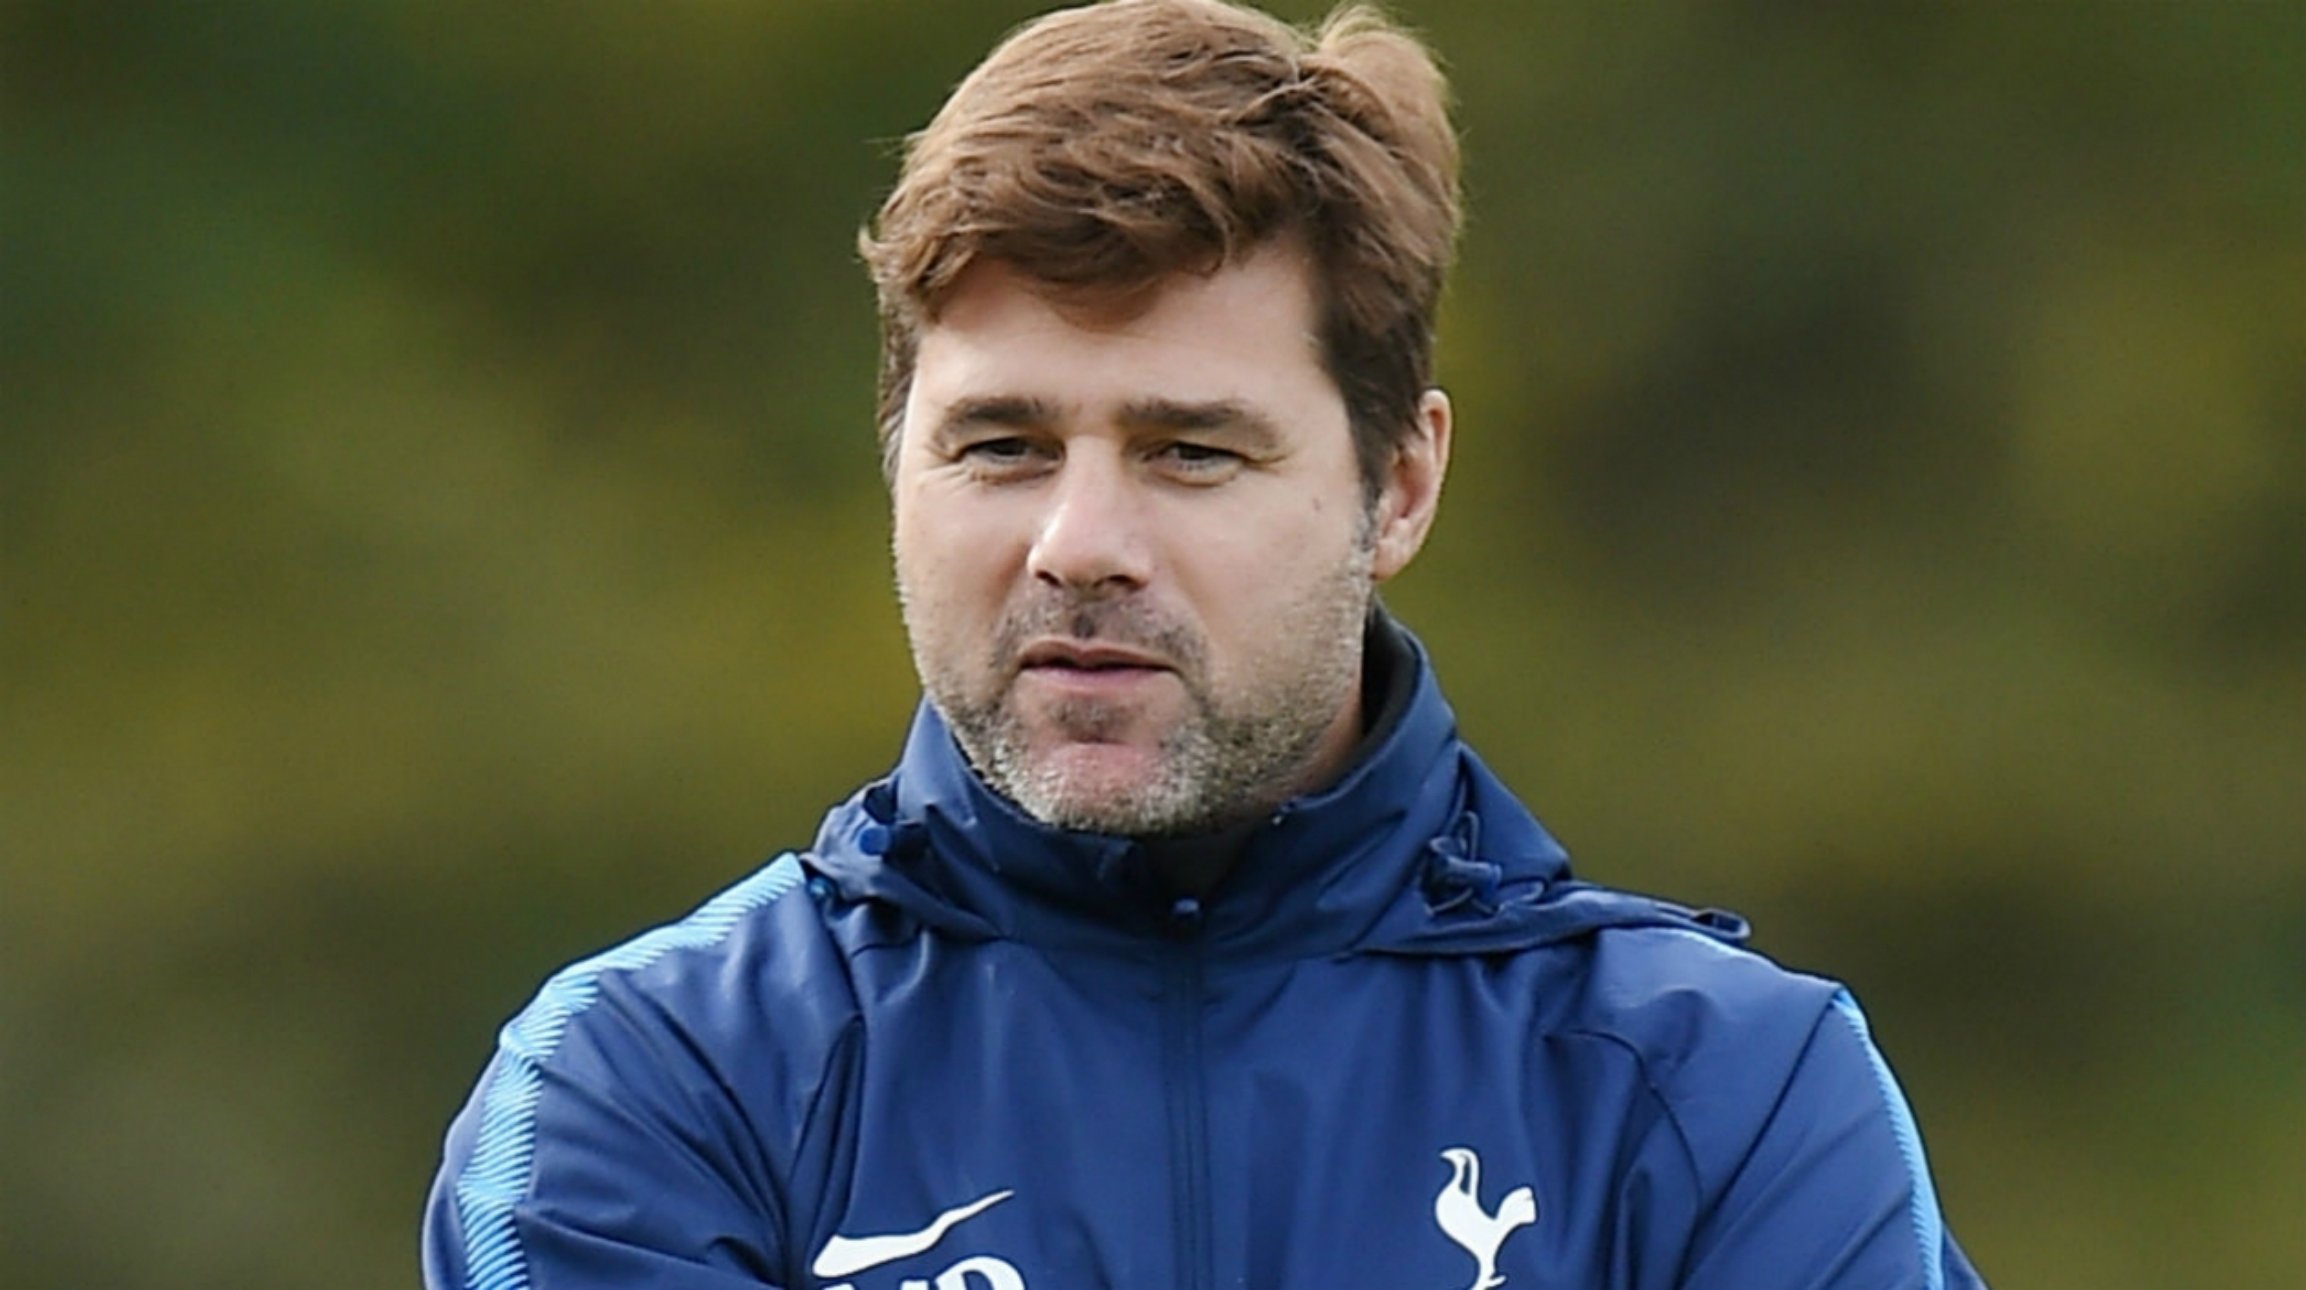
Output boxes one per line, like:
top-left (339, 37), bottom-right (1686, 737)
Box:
top-left (430, 856), bottom-right (854, 1280)
top-left (1568, 922), bottom-right (1842, 1052)
top-left (1554, 924), bottom-right (1850, 1168)
top-left (452, 853), bottom-right (863, 1195)
top-left (498, 853), bottom-right (855, 1087)
top-left (428, 856), bottom-right (862, 1286)
top-left (1543, 928), bottom-right (1973, 1286)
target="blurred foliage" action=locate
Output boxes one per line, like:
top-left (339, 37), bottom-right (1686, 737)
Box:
top-left (5, 1), bottom-right (2303, 1286)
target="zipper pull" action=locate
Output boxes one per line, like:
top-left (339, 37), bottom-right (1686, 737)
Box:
top-left (1166, 896), bottom-right (1205, 939)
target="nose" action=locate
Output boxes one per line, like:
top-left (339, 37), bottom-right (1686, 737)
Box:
top-left (1025, 449), bottom-right (1153, 595)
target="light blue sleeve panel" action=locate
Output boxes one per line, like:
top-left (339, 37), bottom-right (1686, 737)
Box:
top-left (1676, 988), bottom-right (1987, 1290)
top-left (422, 855), bottom-right (810, 1290)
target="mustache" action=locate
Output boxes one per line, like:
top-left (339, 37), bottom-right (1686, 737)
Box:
top-left (993, 594), bottom-right (1204, 670)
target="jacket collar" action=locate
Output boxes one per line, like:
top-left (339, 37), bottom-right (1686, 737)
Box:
top-left (807, 616), bottom-right (1745, 962)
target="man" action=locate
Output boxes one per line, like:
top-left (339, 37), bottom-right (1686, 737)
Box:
top-left (425, 2), bottom-right (1986, 1287)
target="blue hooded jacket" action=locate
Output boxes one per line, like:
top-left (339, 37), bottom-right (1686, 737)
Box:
top-left (425, 623), bottom-right (1984, 1290)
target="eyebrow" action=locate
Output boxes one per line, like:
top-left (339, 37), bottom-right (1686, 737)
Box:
top-left (932, 395), bottom-right (1064, 439)
top-left (1116, 398), bottom-right (1285, 452)
top-left (930, 394), bottom-right (1287, 453)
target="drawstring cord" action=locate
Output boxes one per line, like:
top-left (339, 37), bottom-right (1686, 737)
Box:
top-left (1422, 808), bottom-right (1502, 916)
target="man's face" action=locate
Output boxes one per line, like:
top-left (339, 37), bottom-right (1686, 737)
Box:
top-left (891, 244), bottom-right (1446, 836)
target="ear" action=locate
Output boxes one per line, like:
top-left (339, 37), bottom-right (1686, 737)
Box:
top-left (1369, 388), bottom-right (1452, 582)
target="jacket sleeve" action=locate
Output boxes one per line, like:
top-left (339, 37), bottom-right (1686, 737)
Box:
top-left (1675, 989), bottom-right (1986, 1290)
top-left (421, 985), bottom-right (794, 1290)
top-left (421, 857), bottom-right (832, 1290)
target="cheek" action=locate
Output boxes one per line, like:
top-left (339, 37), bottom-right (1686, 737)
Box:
top-left (896, 501), bottom-right (1017, 630)
top-left (1169, 495), bottom-right (1361, 627)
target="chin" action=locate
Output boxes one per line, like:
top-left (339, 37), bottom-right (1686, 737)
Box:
top-left (1011, 744), bottom-right (1174, 833)
top-left (1035, 740), bottom-right (1163, 796)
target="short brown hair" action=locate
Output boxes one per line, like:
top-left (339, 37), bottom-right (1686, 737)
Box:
top-left (859, 0), bottom-right (1462, 492)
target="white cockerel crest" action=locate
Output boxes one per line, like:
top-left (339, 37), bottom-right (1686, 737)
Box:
top-left (1434, 1147), bottom-right (1537, 1290)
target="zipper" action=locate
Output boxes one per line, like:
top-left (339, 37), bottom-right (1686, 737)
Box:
top-left (1161, 896), bottom-right (1212, 1290)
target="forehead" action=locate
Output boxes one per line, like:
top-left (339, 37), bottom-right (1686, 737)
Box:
top-left (907, 245), bottom-right (1340, 420)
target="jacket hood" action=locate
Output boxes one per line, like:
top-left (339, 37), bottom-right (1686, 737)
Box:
top-left (805, 618), bottom-right (1746, 962)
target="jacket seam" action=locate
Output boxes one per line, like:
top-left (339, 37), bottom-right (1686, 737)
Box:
top-left (1554, 1024), bottom-right (1707, 1230)
top-left (1557, 1024), bottom-right (1702, 1176)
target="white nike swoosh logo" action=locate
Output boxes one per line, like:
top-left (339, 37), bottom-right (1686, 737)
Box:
top-left (811, 1188), bottom-right (1014, 1279)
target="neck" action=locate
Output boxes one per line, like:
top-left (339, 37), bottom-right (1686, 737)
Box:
top-left (1131, 609), bottom-right (1419, 896)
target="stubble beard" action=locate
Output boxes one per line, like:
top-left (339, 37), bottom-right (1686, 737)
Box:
top-left (908, 539), bottom-right (1376, 838)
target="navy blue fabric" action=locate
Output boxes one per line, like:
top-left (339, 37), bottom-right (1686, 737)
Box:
top-left (424, 628), bottom-right (1985, 1290)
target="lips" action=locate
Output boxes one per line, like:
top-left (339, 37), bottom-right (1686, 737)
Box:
top-left (1012, 640), bottom-right (1176, 705)
top-left (1016, 640), bottom-right (1170, 673)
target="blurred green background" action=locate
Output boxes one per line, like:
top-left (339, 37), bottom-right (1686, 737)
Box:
top-left (6, 1), bottom-right (2303, 1285)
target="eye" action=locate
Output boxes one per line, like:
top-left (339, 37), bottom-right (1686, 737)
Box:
top-left (957, 436), bottom-right (1054, 478)
top-left (962, 436), bottom-right (1032, 462)
top-left (1153, 440), bottom-right (1245, 480)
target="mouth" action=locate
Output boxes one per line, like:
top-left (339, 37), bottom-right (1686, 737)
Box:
top-left (1019, 636), bottom-right (1171, 683)
top-left (1016, 640), bottom-right (1172, 676)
